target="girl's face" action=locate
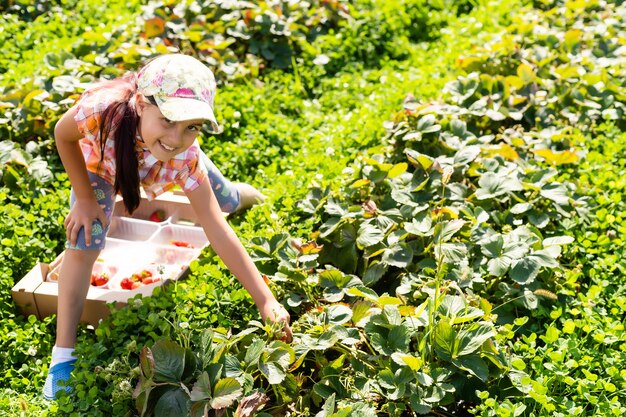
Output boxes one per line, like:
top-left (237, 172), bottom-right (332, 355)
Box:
top-left (135, 95), bottom-right (205, 162)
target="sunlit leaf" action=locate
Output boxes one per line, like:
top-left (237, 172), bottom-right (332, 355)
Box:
top-left (532, 149), bottom-right (579, 165)
top-left (483, 144), bottom-right (519, 161)
top-left (517, 63), bottom-right (536, 84)
top-left (210, 378), bottom-right (242, 409)
top-left (144, 17), bottom-right (165, 38)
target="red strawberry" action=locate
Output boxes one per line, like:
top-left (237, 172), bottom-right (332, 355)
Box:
top-left (171, 240), bottom-right (194, 248)
top-left (91, 272), bottom-right (109, 287)
top-left (120, 277), bottom-right (134, 290)
top-left (149, 209), bottom-right (166, 222)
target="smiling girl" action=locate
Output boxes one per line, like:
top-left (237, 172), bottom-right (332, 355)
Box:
top-left (43, 54), bottom-right (291, 400)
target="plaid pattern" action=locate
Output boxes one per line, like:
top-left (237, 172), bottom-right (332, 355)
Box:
top-left (73, 87), bottom-right (208, 200)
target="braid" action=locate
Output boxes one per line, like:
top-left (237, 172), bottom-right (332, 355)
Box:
top-left (98, 72), bottom-right (141, 214)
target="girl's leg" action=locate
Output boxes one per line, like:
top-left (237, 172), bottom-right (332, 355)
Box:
top-left (44, 173), bottom-right (114, 400)
top-left (55, 248), bottom-right (101, 347)
top-left (199, 151), bottom-right (265, 212)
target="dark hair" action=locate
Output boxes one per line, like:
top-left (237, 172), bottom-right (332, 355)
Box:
top-left (95, 72), bottom-right (141, 214)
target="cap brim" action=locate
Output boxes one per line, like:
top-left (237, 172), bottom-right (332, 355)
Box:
top-left (155, 96), bottom-right (220, 133)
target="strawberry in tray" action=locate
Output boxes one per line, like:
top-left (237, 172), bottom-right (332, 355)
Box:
top-left (90, 272), bottom-right (110, 287)
top-left (170, 240), bottom-right (194, 248)
top-left (120, 268), bottom-right (162, 290)
top-left (149, 209), bottom-right (166, 222)
top-left (90, 264), bottom-right (117, 287)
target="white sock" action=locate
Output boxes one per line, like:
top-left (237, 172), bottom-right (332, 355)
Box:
top-left (50, 345), bottom-right (76, 368)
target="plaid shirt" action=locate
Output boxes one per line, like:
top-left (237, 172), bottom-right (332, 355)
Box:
top-left (73, 86), bottom-right (208, 200)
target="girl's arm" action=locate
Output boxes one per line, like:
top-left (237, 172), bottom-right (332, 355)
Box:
top-left (55, 107), bottom-right (110, 246)
top-left (186, 179), bottom-right (292, 341)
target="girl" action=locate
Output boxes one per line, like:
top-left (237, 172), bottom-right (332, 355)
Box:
top-left (43, 54), bottom-right (291, 400)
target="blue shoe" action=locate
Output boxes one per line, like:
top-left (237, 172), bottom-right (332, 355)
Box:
top-left (43, 359), bottom-right (77, 400)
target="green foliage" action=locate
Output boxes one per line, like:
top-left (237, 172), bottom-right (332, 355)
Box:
top-left (2, 0), bottom-right (625, 416)
top-left (452, 0), bottom-right (625, 131)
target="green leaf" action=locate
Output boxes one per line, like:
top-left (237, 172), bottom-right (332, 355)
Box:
top-left (452, 355), bottom-right (489, 382)
top-left (319, 217), bottom-right (342, 238)
top-left (244, 339), bottom-right (265, 367)
top-left (475, 171), bottom-right (523, 200)
top-left (517, 63), bottom-right (536, 84)
top-left (438, 296), bottom-right (484, 324)
top-left (404, 213), bottom-right (433, 236)
top-left (480, 234), bottom-right (503, 258)
top-left (457, 323), bottom-right (495, 356)
top-left (223, 355), bottom-right (242, 378)
top-left (435, 242), bottom-right (467, 263)
top-left (417, 114), bottom-right (441, 133)
top-left (182, 349), bottom-right (197, 382)
top-left (356, 223), bottom-right (385, 248)
top-left (388, 162), bottom-right (408, 178)
top-left (315, 393), bottom-right (336, 417)
top-left (450, 119), bottom-right (467, 137)
top-left (382, 243), bottom-right (414, 268)
top-left (434, 320), bottom-right (456, 360)
top-left (540, 183), bottom-right (569, 205)
top-left (259, 342), bottom-right (294, 385)
top-left (454, 146), bottom-right (480, 165)
top-left (319, 269), bottom-right (346, 288)
top-left (410, 395), bottom-right (432, 414)
top-left (190, 372), bottom-right (211, 402)
top-left (140, 346), bottom-right (155, 380)
top-left (154, 388), bottom-right (190, 417)
top-left (312, 329), bottom-right (340, 350)
top-left (433, 219), bottom-right (465, 243)
top-left (363, 262), bottom-right (387, 286)
top-left (542, 236), bottom-right (574, 246)
top-left (259, 361), bottom-right (286, 385)
top-left (210, 378), bottom-right (243, 409)
top-left (487, 256), bottom-right (511, 277)
top-left (152, 340), bottom-right (186, 383)
top-left (510, 202), bottom-right (532, 214)
top-left (326, 304), bottom-right (353, 325)
top-left (405, 149), bottom-right (434, 171)
top-left (509, 257), bottom-right (541, 285)
top-left (391, 352), bottom-right (422, 371)
top-left (530, 250), bottom-right (560, 268)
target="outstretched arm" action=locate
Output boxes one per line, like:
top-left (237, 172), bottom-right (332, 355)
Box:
top-left (186, 179), bottom-right (292, 341)
top-left (55, 107), bottom-right (109, 246)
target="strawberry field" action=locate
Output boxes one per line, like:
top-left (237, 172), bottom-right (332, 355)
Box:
top-left (1, 0), bottom-right (625, 416)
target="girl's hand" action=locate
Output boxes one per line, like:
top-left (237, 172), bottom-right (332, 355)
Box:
top-left (259, 299), bottom-right (292, 343)
top-left (64, 197), bottom-right (109, 247)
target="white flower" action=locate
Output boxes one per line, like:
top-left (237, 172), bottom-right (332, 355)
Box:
top-left (315, 173), bottom-right (323, 180)
top-left (28, 346), bottom-right (37, 356)
top-left (325, 147), bottom-right (335, 156)
top-left (178, 321), bottom-right (189, 329)
top-left (118, 380), bottom-right (132, 392)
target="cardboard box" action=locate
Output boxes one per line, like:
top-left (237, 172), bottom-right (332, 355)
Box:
top-left (11, 192), bottom-right (208, 326)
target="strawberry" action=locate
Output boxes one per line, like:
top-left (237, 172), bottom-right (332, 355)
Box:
top-left (149, 209), bottom-right (166, 222)
top-left (91, 272), bottom-right (109, 287)
top-left (131, 281), bottom-right (142, 290)
top-left (120, 277), bottom-right (134, 290)
top-left (142, 277), bottom-right (160, 285)
top-left (171, 240), bottom-right (194, 248)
